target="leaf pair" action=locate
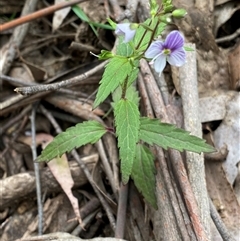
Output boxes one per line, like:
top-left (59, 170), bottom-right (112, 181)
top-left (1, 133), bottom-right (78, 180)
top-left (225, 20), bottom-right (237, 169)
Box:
top-left (93, 57), bottom-right (134, 108)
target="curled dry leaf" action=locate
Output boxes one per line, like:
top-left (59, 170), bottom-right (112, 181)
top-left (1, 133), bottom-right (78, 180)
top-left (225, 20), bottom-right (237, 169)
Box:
top-left (41, 134), bottom-right (82, 225)
top-left (20, 133), bottom-right (82, 225)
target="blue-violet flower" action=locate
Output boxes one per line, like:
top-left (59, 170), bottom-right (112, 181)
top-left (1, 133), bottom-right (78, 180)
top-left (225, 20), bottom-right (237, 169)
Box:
top-left (115, 23), bottom-right (137, 43)
top-left (145, 30), bottom-right (186, 74)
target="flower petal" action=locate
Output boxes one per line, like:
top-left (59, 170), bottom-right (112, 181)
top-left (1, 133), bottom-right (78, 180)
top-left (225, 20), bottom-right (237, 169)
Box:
top-left (167, 47), bottom-right (186, 66)
top-left (115, 23), bottom-right (136, 43)
top-left (115, 23), bottom-right (130, 34)
top-left (154, 54), bottom-right (167, 73)
top-left (145, 41), bottom-right (164, 59)
top-left (164, 31), bottom-right (184, 51)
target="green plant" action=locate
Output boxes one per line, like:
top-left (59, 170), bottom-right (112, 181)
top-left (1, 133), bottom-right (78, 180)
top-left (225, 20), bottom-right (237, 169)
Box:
top-left (37, 0), bottom-right (214, 208)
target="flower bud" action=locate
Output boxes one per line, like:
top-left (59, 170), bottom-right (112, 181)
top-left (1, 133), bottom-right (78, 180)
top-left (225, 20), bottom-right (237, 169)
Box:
top-left (164, 4), bottom-right (173, 13)
top-left (159, 14), bottom-right (172, 24)
top-left (98, 50), bottom-right (114, 60)
top-left (172, 9), bottom-right (187, 18)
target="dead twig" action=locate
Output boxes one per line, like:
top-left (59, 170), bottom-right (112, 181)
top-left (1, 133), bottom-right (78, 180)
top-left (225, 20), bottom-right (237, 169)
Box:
top-left (102, 133), bottom-right (120, 194)
top-left (209, 197), bottom-right (235, 241)
top-left (178, 43), bottom-right (211, 239)
top-left (14, 61), bottom-right (107, 95)
top-left (115, 183), bottom-right (129, 239)
top-left (215, 28), bottom-right (240, 43)
top-left (1, 105), bottom-right (31, 133)
top-left (95, 140), bottom-right (118, 197)
top-left (30, 102), bottom-right (43, 235)
top-left (0, 0), bottom-right (88, 32)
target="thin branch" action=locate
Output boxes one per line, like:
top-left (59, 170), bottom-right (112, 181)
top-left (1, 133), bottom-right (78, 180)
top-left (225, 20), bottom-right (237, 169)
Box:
top-left (1, 105), bottom-right (31, 133)
top-left (209, 197), bottom-right (236, 241)
top-left (216, 28), bottom-right (240, 44)
top-left (178, 43), bottom-right (211, 239)
top-left (95, 140), bottom-right (118, 197)
top-left (72, 150), bottom-right (117, 231)
top-left (115, 182), bottom-right (129, 239)
top-left (30, 102), bottom-right (43, 235)
top-left (102, 133), bottom-right (120, 194)
top-left (0, 0), bottom-right (88, 32)
top-left (14, 61), bottom-right (107, 95)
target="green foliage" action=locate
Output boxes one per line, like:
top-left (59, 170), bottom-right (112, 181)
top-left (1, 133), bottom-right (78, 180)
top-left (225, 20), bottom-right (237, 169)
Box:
top-left (112, 85), bottom-right (140, 106)
top-left (37, 0), bottom-right (212, 212)
top-left (139, 117), bottom-right (215, 153)
top-left (131, 144), bottom-right (157, 209)
top-left (114, 99), bottom-right (140, 184)
top-left (116, 39), bottom-right (134, 57)
top-left (72, 5), bottom-right (114, 36)
top-left (37, 121), bottom-right (107, 162)
top-left (155, 22), bottom-right (167, 37)
top-left (127, 66), bottom-right (139, 86)
top-left (98, 50), bottom-right (114, 60)
top-left (71, 5), bottom-right (98, 36)
top-left (93, 57), bottom-right (133, 108)
top-left (133, 17), bottom-right (165, 53)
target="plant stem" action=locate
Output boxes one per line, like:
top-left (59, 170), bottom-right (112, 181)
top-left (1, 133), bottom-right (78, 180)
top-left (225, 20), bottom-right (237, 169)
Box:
top-left (121, 78), bottom-right (128, 99)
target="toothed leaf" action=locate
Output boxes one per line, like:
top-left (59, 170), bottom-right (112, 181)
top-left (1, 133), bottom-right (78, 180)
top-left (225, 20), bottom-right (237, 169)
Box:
top-left (93, 57), bottom-right (133, 108)
top-left (139, 117), bottom-right (215, 153)
top-left (132, 144), bottom-right (157, 209)
top-left (114, 99), bottom-right (140, 183)
top-left (37, 121), bottom-right (106, 162)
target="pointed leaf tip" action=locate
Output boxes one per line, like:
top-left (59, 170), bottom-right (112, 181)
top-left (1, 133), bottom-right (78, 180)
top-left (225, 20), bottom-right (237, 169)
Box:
top-left (37, 121), bottom-right (107, 162)
top-left (114, 99), bottom-right (140, 183)
top-left (139, 117), bottom-right (215, 154)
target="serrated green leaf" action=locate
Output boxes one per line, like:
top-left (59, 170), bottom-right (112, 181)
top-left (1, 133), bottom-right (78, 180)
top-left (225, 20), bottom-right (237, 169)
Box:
top-left (155, 22), bottom-right (167, 37)
top-left (37, 121), bottom-right (106, 162)
top-left (112, 85), bottom-right (140, 107)
top-left (139, 117), bottom-right (215, 153)
top-left (94, 57), bottom-right (133, 108)
top-left (127, 65), bottom-right (139, 86)
top-left (132, 144), bottom-right (157, 209)
top-left (116, 40), bottom-right (134, 57)
top-left (133, 18), bottom-right (156, 52)
top-left (114, 99), bottom-right (140, 183)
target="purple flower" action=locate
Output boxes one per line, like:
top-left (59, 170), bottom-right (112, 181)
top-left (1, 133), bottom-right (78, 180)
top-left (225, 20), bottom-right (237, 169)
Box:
top-left (145, 30), bottom-right (186, 73)
top-left (115, 23), bottom-right (137, 43)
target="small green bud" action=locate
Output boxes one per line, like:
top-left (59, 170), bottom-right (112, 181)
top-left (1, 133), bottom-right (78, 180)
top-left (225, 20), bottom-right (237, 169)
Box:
top-left (172, 9), bottom-right (187, 18)
top-left (159, 14), bottom-right (172, 24)
top-left (150, 0), bottom-right (159, 16)
top-left (164, 4), bottom-right (173, 13)
top-left (97, 50), bottom-right (114, 60)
